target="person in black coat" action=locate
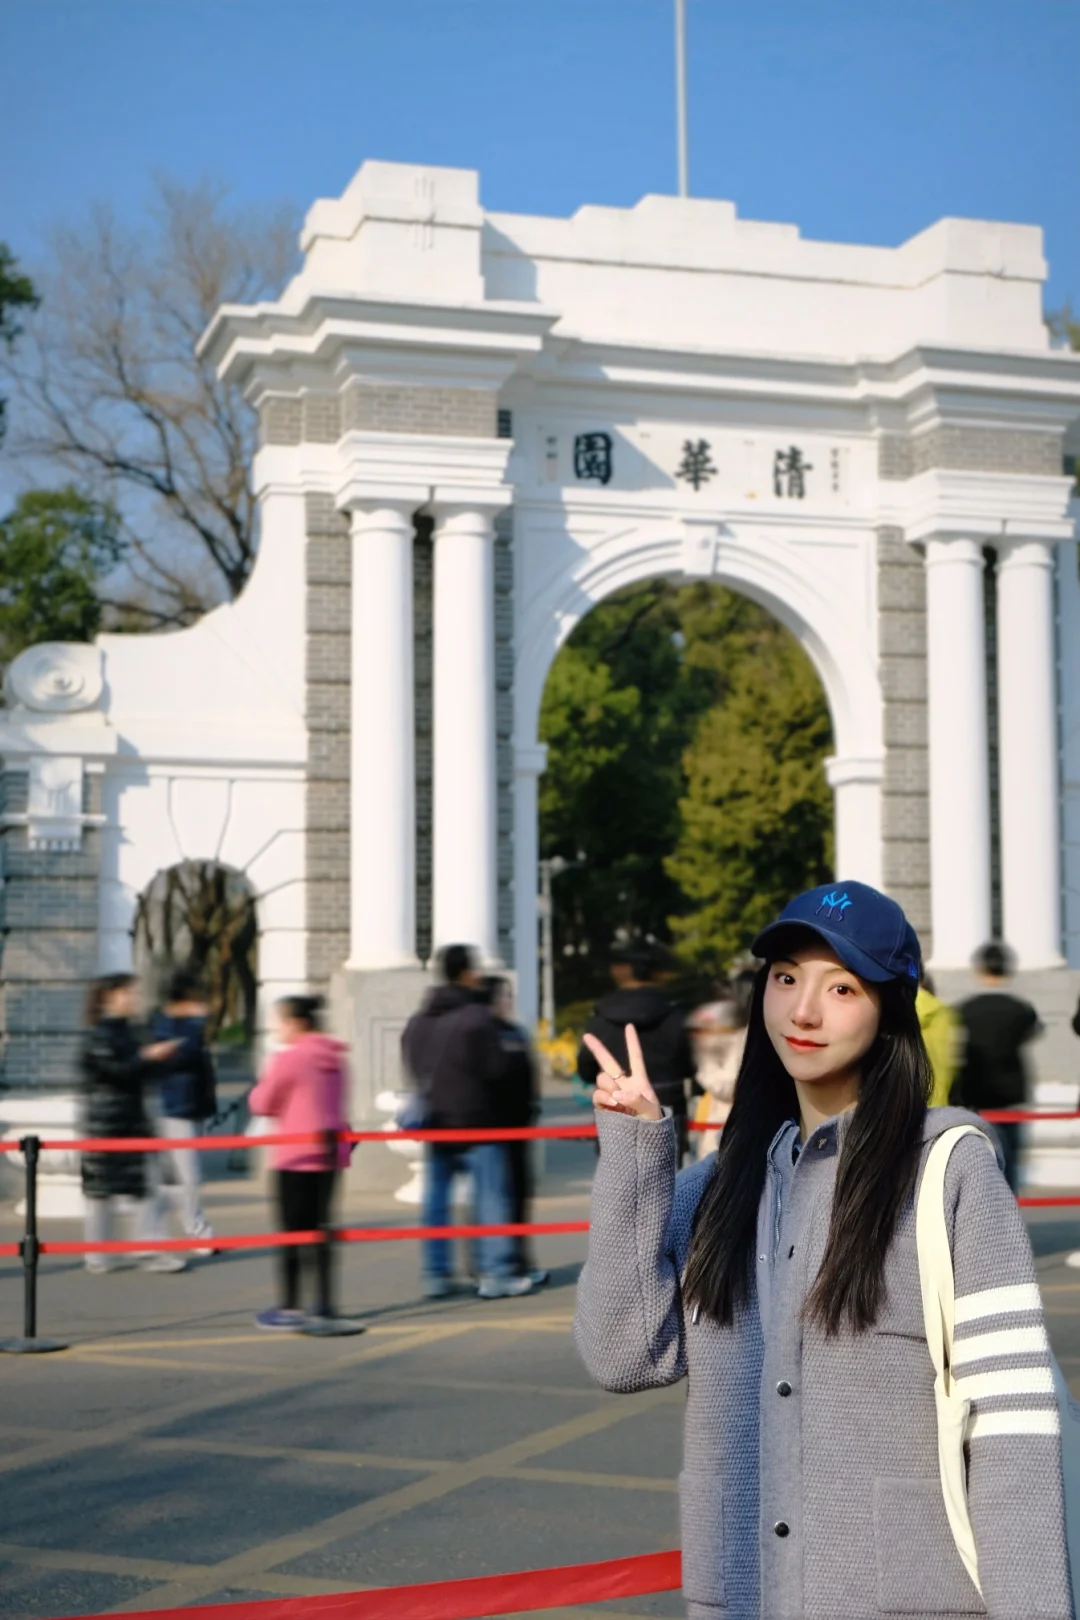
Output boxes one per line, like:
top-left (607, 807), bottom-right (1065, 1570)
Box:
top-left (80, 973), bottom-right (185, 1274)
top-left (952, 941), bottom-right (1042, 1193)
top-left (401, 946), bottom-right (538, 1301)
top-left (482, 975), bottom-right (547, 1286)
top-left (576, 942), bottom-right (697, 1162)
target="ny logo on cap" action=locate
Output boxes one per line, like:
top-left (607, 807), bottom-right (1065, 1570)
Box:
top-left (816, 891), bottom-right (852, 923)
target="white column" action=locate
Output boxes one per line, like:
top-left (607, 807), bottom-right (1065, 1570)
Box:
top-left (996, 537), bottom-right (1064, 968)
top-left (431, 503), bottom-right (500, 961)
top-left (346, 502), bottom-right (418, 969)
top-left (924, 537), bottom-right (992, 966)
top-left (823, 755), bottom-right (883, 887)
top-left (512, 744), bottom-right (548, 1029)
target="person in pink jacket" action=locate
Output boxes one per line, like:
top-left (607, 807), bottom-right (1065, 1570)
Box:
top-left (248, 995), bottom-right (352, 1331)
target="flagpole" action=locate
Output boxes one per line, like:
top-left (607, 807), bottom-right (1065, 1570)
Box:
top-left (675, 0), bottom-right (689, 196)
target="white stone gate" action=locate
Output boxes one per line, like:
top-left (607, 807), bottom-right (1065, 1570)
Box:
top-left (3, 159), bottom-right (1080, 1128)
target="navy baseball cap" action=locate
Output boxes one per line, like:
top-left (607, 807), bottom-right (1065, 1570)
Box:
top-left (750, 881), bottom-right (921, 986)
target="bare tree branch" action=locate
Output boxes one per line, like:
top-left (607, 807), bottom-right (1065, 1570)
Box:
top-left (8, 178), bottom-right (299, 625)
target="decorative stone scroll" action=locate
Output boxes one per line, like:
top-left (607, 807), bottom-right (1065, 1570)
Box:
top-left (4, 643), bottom-right (104, 713)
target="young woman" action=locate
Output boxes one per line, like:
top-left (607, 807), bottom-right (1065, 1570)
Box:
top-left (248, 995), bottom-right (352, 1331)
top-left (80, 973), bottom-right (184, 1273)
top-left (575, 882), bottom-right (1071, 1620)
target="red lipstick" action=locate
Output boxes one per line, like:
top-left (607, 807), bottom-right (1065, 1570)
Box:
top-left (785, 1036), bottom-right (826, 1051)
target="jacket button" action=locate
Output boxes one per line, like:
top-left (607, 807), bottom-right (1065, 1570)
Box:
top-left (774, 1521), bottom-right (790, 1538)
top-left (776, 1380), bottom-right (792, 1397)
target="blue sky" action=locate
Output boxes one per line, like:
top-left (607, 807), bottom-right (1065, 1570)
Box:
top-left (2, 0), bottom-right (1078, 304)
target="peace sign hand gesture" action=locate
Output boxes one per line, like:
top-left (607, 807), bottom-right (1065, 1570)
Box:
top-left (582, 1024), bottom-right (663, 1122)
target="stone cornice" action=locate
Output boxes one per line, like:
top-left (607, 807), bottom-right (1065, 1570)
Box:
top-left (335, 430), bottom-right (513, 516)
top-left (888, 468), bottom-right (1077, 543)
top-left (200, 292), bottom-right (559, 399)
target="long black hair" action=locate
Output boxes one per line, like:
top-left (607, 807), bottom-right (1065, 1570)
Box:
top-left (682, 952), bottom-right (931, 1335)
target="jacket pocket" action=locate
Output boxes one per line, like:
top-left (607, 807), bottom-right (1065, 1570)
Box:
top-left (678, 1470), bottom-right (726, 1608)
top-left (873, 1477), bottom-right (985, 1615)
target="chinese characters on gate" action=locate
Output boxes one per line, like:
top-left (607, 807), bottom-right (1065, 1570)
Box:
top-left (571, 432), bottom-right (819, 497)
top-left (675, 439), bottom-right (717, 490)
top-left (573, 432), bottom-right (613, 486)
top-left (773, 446), bottom-right (812, 499)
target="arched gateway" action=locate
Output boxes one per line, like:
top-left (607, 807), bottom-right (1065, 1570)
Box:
top-left (3, 160), bottom-right (1080, 1124)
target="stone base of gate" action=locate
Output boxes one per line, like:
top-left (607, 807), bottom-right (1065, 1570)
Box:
top-left (0, 1093), bottom-right (83, 1218)
top-left (330, 965), bottom-right (432, 1126)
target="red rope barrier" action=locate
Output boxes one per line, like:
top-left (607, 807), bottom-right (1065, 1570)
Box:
top-left (32, 1125), bottom-right (604, 1153)
top-left (15, 1106), bottom-right (1080, 1156)
top-left (32, 1221), bottom-right (590, 1258)
top-left (48, 1549), bottom-right (682, 1620)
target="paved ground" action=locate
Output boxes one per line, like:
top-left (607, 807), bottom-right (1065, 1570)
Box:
top-left (3, 1105), bottom-right (1080, 1620)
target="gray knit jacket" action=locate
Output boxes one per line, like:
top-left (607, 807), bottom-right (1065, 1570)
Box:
top-left (574, 1104), bottom-right (1072, 1620)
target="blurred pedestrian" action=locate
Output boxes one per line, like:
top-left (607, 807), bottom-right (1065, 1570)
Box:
top-left (247, 995), bottom-right (352, 1331)
top-left (916, 966), bottom-right (959, 1109)
top-left (576, 942), bottom-right (697, 1162)
top-left (402, 945), bottom-right (538, 1300)
top-left (80, 973), bottom-right (185, 1274)
top-left (953, 941), bottom-right (1042, 1193)
top-left (151, 967), bottom-right (217, 1254)
top-left (482, 975), bottom-right (548, 1287)
top-left (687, 991), bottom-right (748, 1158)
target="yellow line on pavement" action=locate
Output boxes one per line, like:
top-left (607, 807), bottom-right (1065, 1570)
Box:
top-left (499, 1463), bottom-right (677, 1493)
top-left (105, 1387), bottom-right (682, 1613)
top-left (0, 1541), bottom-right (366, 1601)
top-left (142, 1436), bottom-right (453, 1474)
top-left (0, 1320), bottom-right (476, 1479)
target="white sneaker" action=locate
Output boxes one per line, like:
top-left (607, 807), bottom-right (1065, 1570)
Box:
top-left (1066, 1253), bottom-right (1080, 1269)
top-left (476, 1274), bottom-right (538, 1300)
top-left (140, 1253), bottom-right (187, 1273)
top-left (85, 1256), bottom-right (118, 1275)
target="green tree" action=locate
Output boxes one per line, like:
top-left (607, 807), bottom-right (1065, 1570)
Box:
top-left (0, 487), bottom-right (123, 668)
top-left (538, 577), bottom-right (835, 1004)
top-left (538, 582), bottom-right (705, 998)
top-left (666, 626), bottom-right (834, 969)
top-left (0, 242), bottom-right (39, 444)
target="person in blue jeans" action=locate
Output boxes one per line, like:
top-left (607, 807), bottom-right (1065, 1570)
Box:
top-left (402, 944), bottom-right (539, 1301)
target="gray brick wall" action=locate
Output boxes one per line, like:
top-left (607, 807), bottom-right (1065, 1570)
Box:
top-left (261, 387), bottom-right (497, 450)
top-left (342, 383), bottom-right (496, 439)
top-left (879, 427), bottom-right (1063, 481)
top-left (305, 494), bottom-right (352, 990)
top-left (878, 530), bottom-right (932, 949)
top-left (260, 396), bottom-right (303, 446)
top-left (0, 767), bottom-right (102, 1091)
top-left (303, 395), bottom-right (341, 444)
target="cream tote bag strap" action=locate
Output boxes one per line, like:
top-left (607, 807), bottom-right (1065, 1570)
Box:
top-left (916, 1124), bottom-right (997, 1599)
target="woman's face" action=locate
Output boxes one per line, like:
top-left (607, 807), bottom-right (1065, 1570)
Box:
top-left (105, 983), bottom-right (139, 1019)
top-left (762, 941), bottom-right (882, 1087)
top-left (272, 1008), bottom-right (303, 1045)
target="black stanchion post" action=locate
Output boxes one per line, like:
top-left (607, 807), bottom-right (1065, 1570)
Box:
top-left (0, 1135), bottom-right (68, 1355)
